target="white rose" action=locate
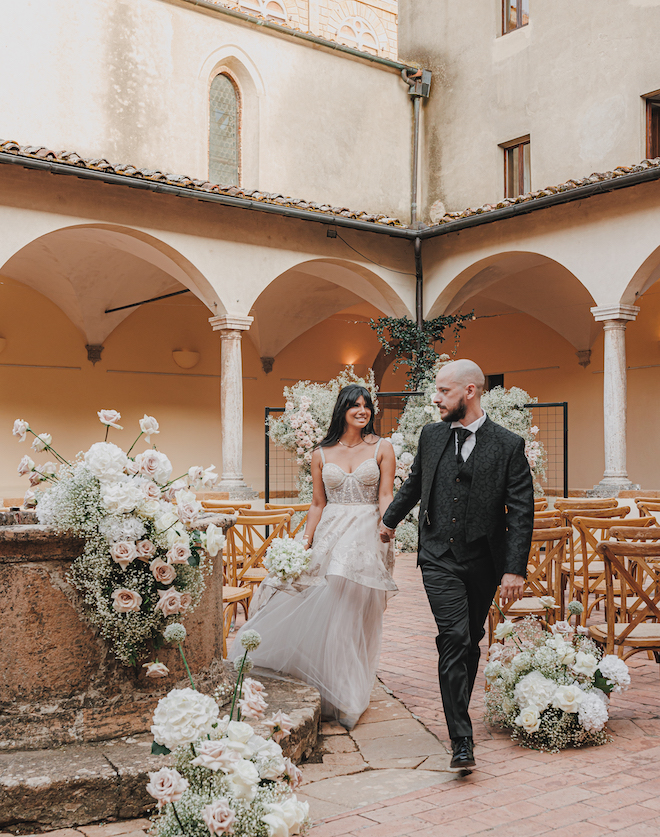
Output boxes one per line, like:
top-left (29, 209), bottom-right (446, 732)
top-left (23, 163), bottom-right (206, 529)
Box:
top-left (262, 813), bottom-right (289, 837)
top-left (228, 759), bottom-right (260, 801)
top-left (554, 643), bottom-right (576, 667)
top-left (151, 688), bottom-right (219, 750)
top-left (400, 452), bottom-right (414, 466)
top-left (572, 651), bottom-right (599, 678)
top-left (203, 523), bottom-right (226, 558)
top-left (101, 482), bottom-right (143, 514)
top-left (483, 660), bottom-right (503, 684)
top-left (31, 433), bottom-right (52, 452)
top-left (135, 450), bottom-right (172, 484)
top-left (85, 442), bottom-right (129, 482)
top-left (13, 419), bottom-right (29, 442)
top-left (140, 499), bottom-right (161, 518)
top-left (139, 414), bottom-right (160, 442)
top-left (226, 720), bottom-right (254, 744)
top-left (550, 621), bottom-right (572, 636)
top-left (202, 465), bottom-right (218, 488)
top-left (17, 455), bottom-right (35, 476)
top-left (97, 409), bottom-right (123, 430)
top-left (494, 620), bottom-right (515, 640)
top-left (552, 684), bottom-right (584, 713)
top-left (515, 705), bottom-right (541, 733)
top-left (539, 595), bottom-right (558, 609)
top-left (267, 799), bottom-right (309, 835)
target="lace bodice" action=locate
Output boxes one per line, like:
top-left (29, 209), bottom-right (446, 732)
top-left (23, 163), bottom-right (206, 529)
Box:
top-left (321, 445), bottom-right (381, 505)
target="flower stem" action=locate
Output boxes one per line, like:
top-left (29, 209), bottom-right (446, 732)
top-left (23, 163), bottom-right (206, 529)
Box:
top-left (105, 426), bottom-right (109, 442)
top-left (126, 430), bottom-right (143, 456)
top-left (229, 650), bottom-right (247, 721)
top-left (178, 643), bottom-right (195, 690)
top-left (26, 429), bottom-right (70, 465)
top-left (491, 599), bottom-right (524, 650)
top-left (171, 802), bottom-right (187, 836)
top-left (165, 473), bottom-right (189, 487)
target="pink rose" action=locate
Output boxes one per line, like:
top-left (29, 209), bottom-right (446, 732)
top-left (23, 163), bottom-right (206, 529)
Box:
top-left (150, 557), bottom-right (177, 585)
top-left (179, 592), bottom-right (192, 612)
top-left (17, 455), bottom-right (34, 476)
top-left (146, 767), bottom-right (188, 808)
top-left (242, 677), bottom-right (266, 695)
top-left (143, 661), bottom-right (170, 678)
top-left (136, 539), bottom-right (156, 561)
top-left (192, 740), bottom-right (240, 772)
top-left (110, 541), bottom-right (137, 571)
top-left (551, 621), bottom-right (573, 636)
top-left (177, 502), bottom-right (200, 527)
top-left (97, 409), bottom-right (123, 430)
top-left (155, 588), bottom-right (187, 617)
top-left (162, 479), bottom-right (186, 502)
top-left (283, 757), bottom-right (303, 790)
top-left (167, 542), bottom-right (191, 564)
top-left (238, 691), bottom-right (268, 721)
top-left (24, 489), bottom-right (36, 506)
top-left (266, 710), bottom-right (294, 743)
top-left (135, 450), bottom-right (172, 484)
top-left (140, 480), bottom-right (161, 501)
top-left (188, 466), bottom-right (204, 486)
top-left (29, 469), bottom-right (46, 486)
top-left (202, 799), bottom-right (236, 835)
top-left (139, 414), bottom-right (160, 442)
top-left (111, 588), bottom-right (143, 612)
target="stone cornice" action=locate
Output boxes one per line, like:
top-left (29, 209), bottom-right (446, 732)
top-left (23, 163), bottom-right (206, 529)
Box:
top-left (209, 314), bottom-right (254, 332)
top-left (590, 304), bottom-right (640, 323)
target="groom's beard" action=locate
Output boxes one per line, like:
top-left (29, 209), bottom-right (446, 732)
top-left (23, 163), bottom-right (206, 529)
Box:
top-left (441, 396), bottom-right (468, 423)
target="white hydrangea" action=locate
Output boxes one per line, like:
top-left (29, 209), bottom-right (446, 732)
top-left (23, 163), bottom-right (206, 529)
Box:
top-left (151, 688), bottom-right (219, 751)
top-left (264, 537), bottom-right (311, 581)
top-left (100, 514), bottom-right (146, 543)
top-left (84, 442), bottom-right (129, 482)
top-left (514, 671), bottom-right (557, 712)
top-left (101, 481), bottom-right (144, 515)
top-left (597, 655), bottom-right (631, 693)
top-left (577, 691), bottom-right (609, 732)
top-left (484, 660), bottom-right (504, 684)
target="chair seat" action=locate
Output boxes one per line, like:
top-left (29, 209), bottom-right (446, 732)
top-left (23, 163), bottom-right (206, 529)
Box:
top-left (505, 597), bottom-right (547, 615)
top-left (588, 621), bottom-right (660, 645)
top-left (241, 568), bottom-right (268, 582)
top-left (561, 562), bottom-right (584, 573)
top-left (223, 585), bottom-right (252, 603)
top-left (573, 578), bottom-right (621, 593)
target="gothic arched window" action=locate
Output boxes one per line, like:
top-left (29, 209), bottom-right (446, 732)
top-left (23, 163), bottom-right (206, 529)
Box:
top-left (239, 0), bottom-right (287, 23)
top-left (209, 74), bottom-right (240, 186)
top-left (336, 16), bottom-right (379, 55)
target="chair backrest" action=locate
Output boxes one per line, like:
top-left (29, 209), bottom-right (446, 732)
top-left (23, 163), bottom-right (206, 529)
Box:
top-left (554, 498), bottom-right (618, 511)
top-left (610, 525), bottom-right (660, 542)
top-left (264, 502), bottom-right (311, 536)
top-left (636, 499), bottom-right (660, 521)
top-left (596, 539), bottom-right (660, 652)
top-left (563, 505), bottom-right (630, 523)
top-left (534, 499), bottom-right (548, 511)
top-left (533, 515), bottom-right (563, 528)
top-left (224, 513), bottom-right (292, 585)
top-left (202, 500), bottom-right (252, 511)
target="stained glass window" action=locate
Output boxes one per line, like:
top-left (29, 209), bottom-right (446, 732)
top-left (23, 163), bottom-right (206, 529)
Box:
top-left (209, 74), bottom-right (239, 186)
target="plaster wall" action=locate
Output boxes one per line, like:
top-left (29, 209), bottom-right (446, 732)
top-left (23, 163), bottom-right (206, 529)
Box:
top-left (0, 0), bottom-right (411, 220)
top-left (398, 0), bottom-right (660, 219)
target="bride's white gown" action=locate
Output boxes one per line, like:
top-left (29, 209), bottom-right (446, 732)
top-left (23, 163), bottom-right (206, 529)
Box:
top-left (229, 442), bottom-right (397, 728)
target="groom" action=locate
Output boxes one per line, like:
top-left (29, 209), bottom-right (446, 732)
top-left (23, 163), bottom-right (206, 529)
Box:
top-left (380, 359), bottom-right (534, 770)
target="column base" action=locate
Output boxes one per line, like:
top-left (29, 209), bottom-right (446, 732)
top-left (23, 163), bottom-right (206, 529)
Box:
top-left (587, 479), bottom-right (641, 498)
top-left (215, 479), bottom-right (259, 500)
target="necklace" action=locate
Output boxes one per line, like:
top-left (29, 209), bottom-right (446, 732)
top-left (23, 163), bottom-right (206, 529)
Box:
top-left (338, 438), bottom-right (364, 448)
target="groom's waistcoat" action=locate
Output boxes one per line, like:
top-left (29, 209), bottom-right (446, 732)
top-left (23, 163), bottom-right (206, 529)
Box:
top-left (421, 433), bottom-right (488, 561)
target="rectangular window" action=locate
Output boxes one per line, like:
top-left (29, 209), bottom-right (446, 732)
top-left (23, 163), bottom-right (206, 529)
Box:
top-left (502, 137), bottom-right (531, 197)
top-left (645, 94), bottom-right (660, 159)
top-left (503, 0), bottom-right (529, 35)
top-left (487, 374), bottom-right (504, 391)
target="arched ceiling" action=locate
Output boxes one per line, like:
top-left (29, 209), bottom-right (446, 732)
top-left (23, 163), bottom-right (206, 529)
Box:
top-left (0, 226), bottom-right (216, 344)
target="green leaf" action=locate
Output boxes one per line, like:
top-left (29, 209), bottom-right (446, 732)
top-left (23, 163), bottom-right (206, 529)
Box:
top-left (188, 550), bottom-right (200, 567)
top-left (593, 671), bottom-right (613, 694)
top-left (151, 741), bottom-right (171, 755)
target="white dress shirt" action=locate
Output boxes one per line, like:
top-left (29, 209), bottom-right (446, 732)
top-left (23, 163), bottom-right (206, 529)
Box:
top-left (450, 411), bottom-right (487, 461)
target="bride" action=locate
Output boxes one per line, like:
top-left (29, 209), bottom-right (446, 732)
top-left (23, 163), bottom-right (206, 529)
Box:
top-left (229, 384), bottom-right (397, 729)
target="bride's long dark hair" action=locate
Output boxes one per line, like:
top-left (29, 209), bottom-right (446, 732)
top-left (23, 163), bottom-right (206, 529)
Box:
top-left (318, 385), bottom-right (376, 448)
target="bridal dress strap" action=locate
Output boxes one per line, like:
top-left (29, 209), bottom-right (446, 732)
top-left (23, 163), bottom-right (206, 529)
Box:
top-left (373, 438), bottom-right (382, 458)
top-left (320, 446), bottom-right (326, 464)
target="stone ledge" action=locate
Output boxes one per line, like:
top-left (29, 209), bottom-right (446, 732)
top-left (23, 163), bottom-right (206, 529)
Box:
top-left (0, 671), bottom-right (320, 832)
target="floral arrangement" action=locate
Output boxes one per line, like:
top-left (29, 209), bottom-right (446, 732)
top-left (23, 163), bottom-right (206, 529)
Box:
top-left (388, 359), bottom-right (547, 552)
top-left (147, 630), bottom-right (310, 837)
top-left (484, 612), bottom-right (630, 752)
top-left (269, 366), bottom-right (378, 503)
top-left (263, 538), bottom-right (311, 582)
top-left (12, 411), bottom-right (225, 666)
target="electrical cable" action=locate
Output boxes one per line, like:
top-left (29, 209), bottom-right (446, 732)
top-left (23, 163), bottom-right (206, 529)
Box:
top-left (335, 233), bottom-right (416, 276)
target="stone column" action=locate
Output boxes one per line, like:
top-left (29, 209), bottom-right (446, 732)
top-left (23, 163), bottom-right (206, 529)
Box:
top-left (209, 314), bottom-right (258, 499)
top-left (589, 304), bottom-right (640, 497)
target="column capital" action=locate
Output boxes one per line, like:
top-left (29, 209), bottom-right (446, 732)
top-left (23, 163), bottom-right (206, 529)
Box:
top-left (209, 314), bottom-right (253, 333)
top-left (590, 304), bottom-right (640, 323)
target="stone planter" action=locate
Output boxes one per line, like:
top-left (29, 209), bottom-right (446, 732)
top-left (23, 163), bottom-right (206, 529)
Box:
top-left (0, 514), bottom-right (234, 750)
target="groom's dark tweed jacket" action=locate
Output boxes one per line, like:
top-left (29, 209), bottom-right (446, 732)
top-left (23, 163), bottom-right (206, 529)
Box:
top-left (383, 416), bottom-right (533, 579)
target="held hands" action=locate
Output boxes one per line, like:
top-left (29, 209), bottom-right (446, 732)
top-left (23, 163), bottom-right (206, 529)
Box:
top-left (379, 522), bottom-right (395, 543)
top-left (500, 573), bottom-right (525, 604)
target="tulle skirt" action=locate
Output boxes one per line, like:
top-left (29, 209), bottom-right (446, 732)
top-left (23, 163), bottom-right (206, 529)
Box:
top-left (229, 503), bottom-right (397, 728)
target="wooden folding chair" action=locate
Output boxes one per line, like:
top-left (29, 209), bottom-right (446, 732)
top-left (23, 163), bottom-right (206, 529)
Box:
top-left (636, 499), bottom-right (660, 523)
top-left (534, 510), bottom-right (563, 524)
top-left (489, 526), bottom-right (571, 645)
top-left (554, 498), bottom-right (619, 512)
top-left (265, 502), bottom-right (311, 537)
top-left (572, 515), bottom-right (656, 624)
top-left (201, 500), bottom-right (252, 513)
top-left (534, 498), bottom-right (549, 512)
top-left (225, 512), bottom-right (292, 591)
top-left (589, 538), bottom-right (660, 662)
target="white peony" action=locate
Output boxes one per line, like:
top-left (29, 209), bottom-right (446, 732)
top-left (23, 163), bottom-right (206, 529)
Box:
top-left (578, 691), bottom-right (609, 732)
top-left (572, 651), bottom-right (599, 678)
top-left (494, 620), bottom-right (515, 640)
top-left (515, 705), bottom-right (541, 733)
top-left (597, 655), bottom-right (631, 693)
top-left (151, 688), bottom-right (219, 751)
top-left (101, 481), bottom-right (144, 514)
top-left (514, 671), bottom-right (557, 712)
top-left (135, 450), bottom-right (173, 484)
top-left (85, 442), bottom-right (129, 482)
top-left (552, 684), bottom-right (584, 713)
top-left (139, 414), bottom-right (160, 442)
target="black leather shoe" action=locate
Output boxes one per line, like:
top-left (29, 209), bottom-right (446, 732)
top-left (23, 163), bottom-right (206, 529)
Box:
top-left (450, 736), bottom-right (475, 769)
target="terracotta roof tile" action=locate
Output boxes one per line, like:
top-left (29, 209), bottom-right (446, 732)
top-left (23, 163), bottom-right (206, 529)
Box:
top-left (0, 139), bottom-right (405, 227)
top-left (433, 158), bottom-right (660, 225)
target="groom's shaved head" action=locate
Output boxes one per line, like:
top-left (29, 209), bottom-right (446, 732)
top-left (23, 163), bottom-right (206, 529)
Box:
top-left (441, 359), bottom-right (485, 395)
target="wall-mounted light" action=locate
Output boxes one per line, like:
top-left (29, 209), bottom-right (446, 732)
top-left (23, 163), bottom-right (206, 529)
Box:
top-left (0, 337), bottom-right (6, 354)
top-left (173, 350), bottom-right (200, 369)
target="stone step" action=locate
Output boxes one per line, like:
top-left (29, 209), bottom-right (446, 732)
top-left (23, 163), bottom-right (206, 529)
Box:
top-left (0, 671), bottom-right (320, 833)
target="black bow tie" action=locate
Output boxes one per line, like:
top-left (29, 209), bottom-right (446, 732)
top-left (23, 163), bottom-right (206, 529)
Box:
top-left (454, 427), bottom-right (472, 464)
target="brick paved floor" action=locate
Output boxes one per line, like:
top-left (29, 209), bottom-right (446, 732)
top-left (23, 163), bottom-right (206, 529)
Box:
top-left (310, 552), bottom-right (660, 836)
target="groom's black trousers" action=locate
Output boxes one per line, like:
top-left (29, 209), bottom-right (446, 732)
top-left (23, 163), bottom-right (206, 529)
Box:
top-left (418, 545), bottom-right (498, 740)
